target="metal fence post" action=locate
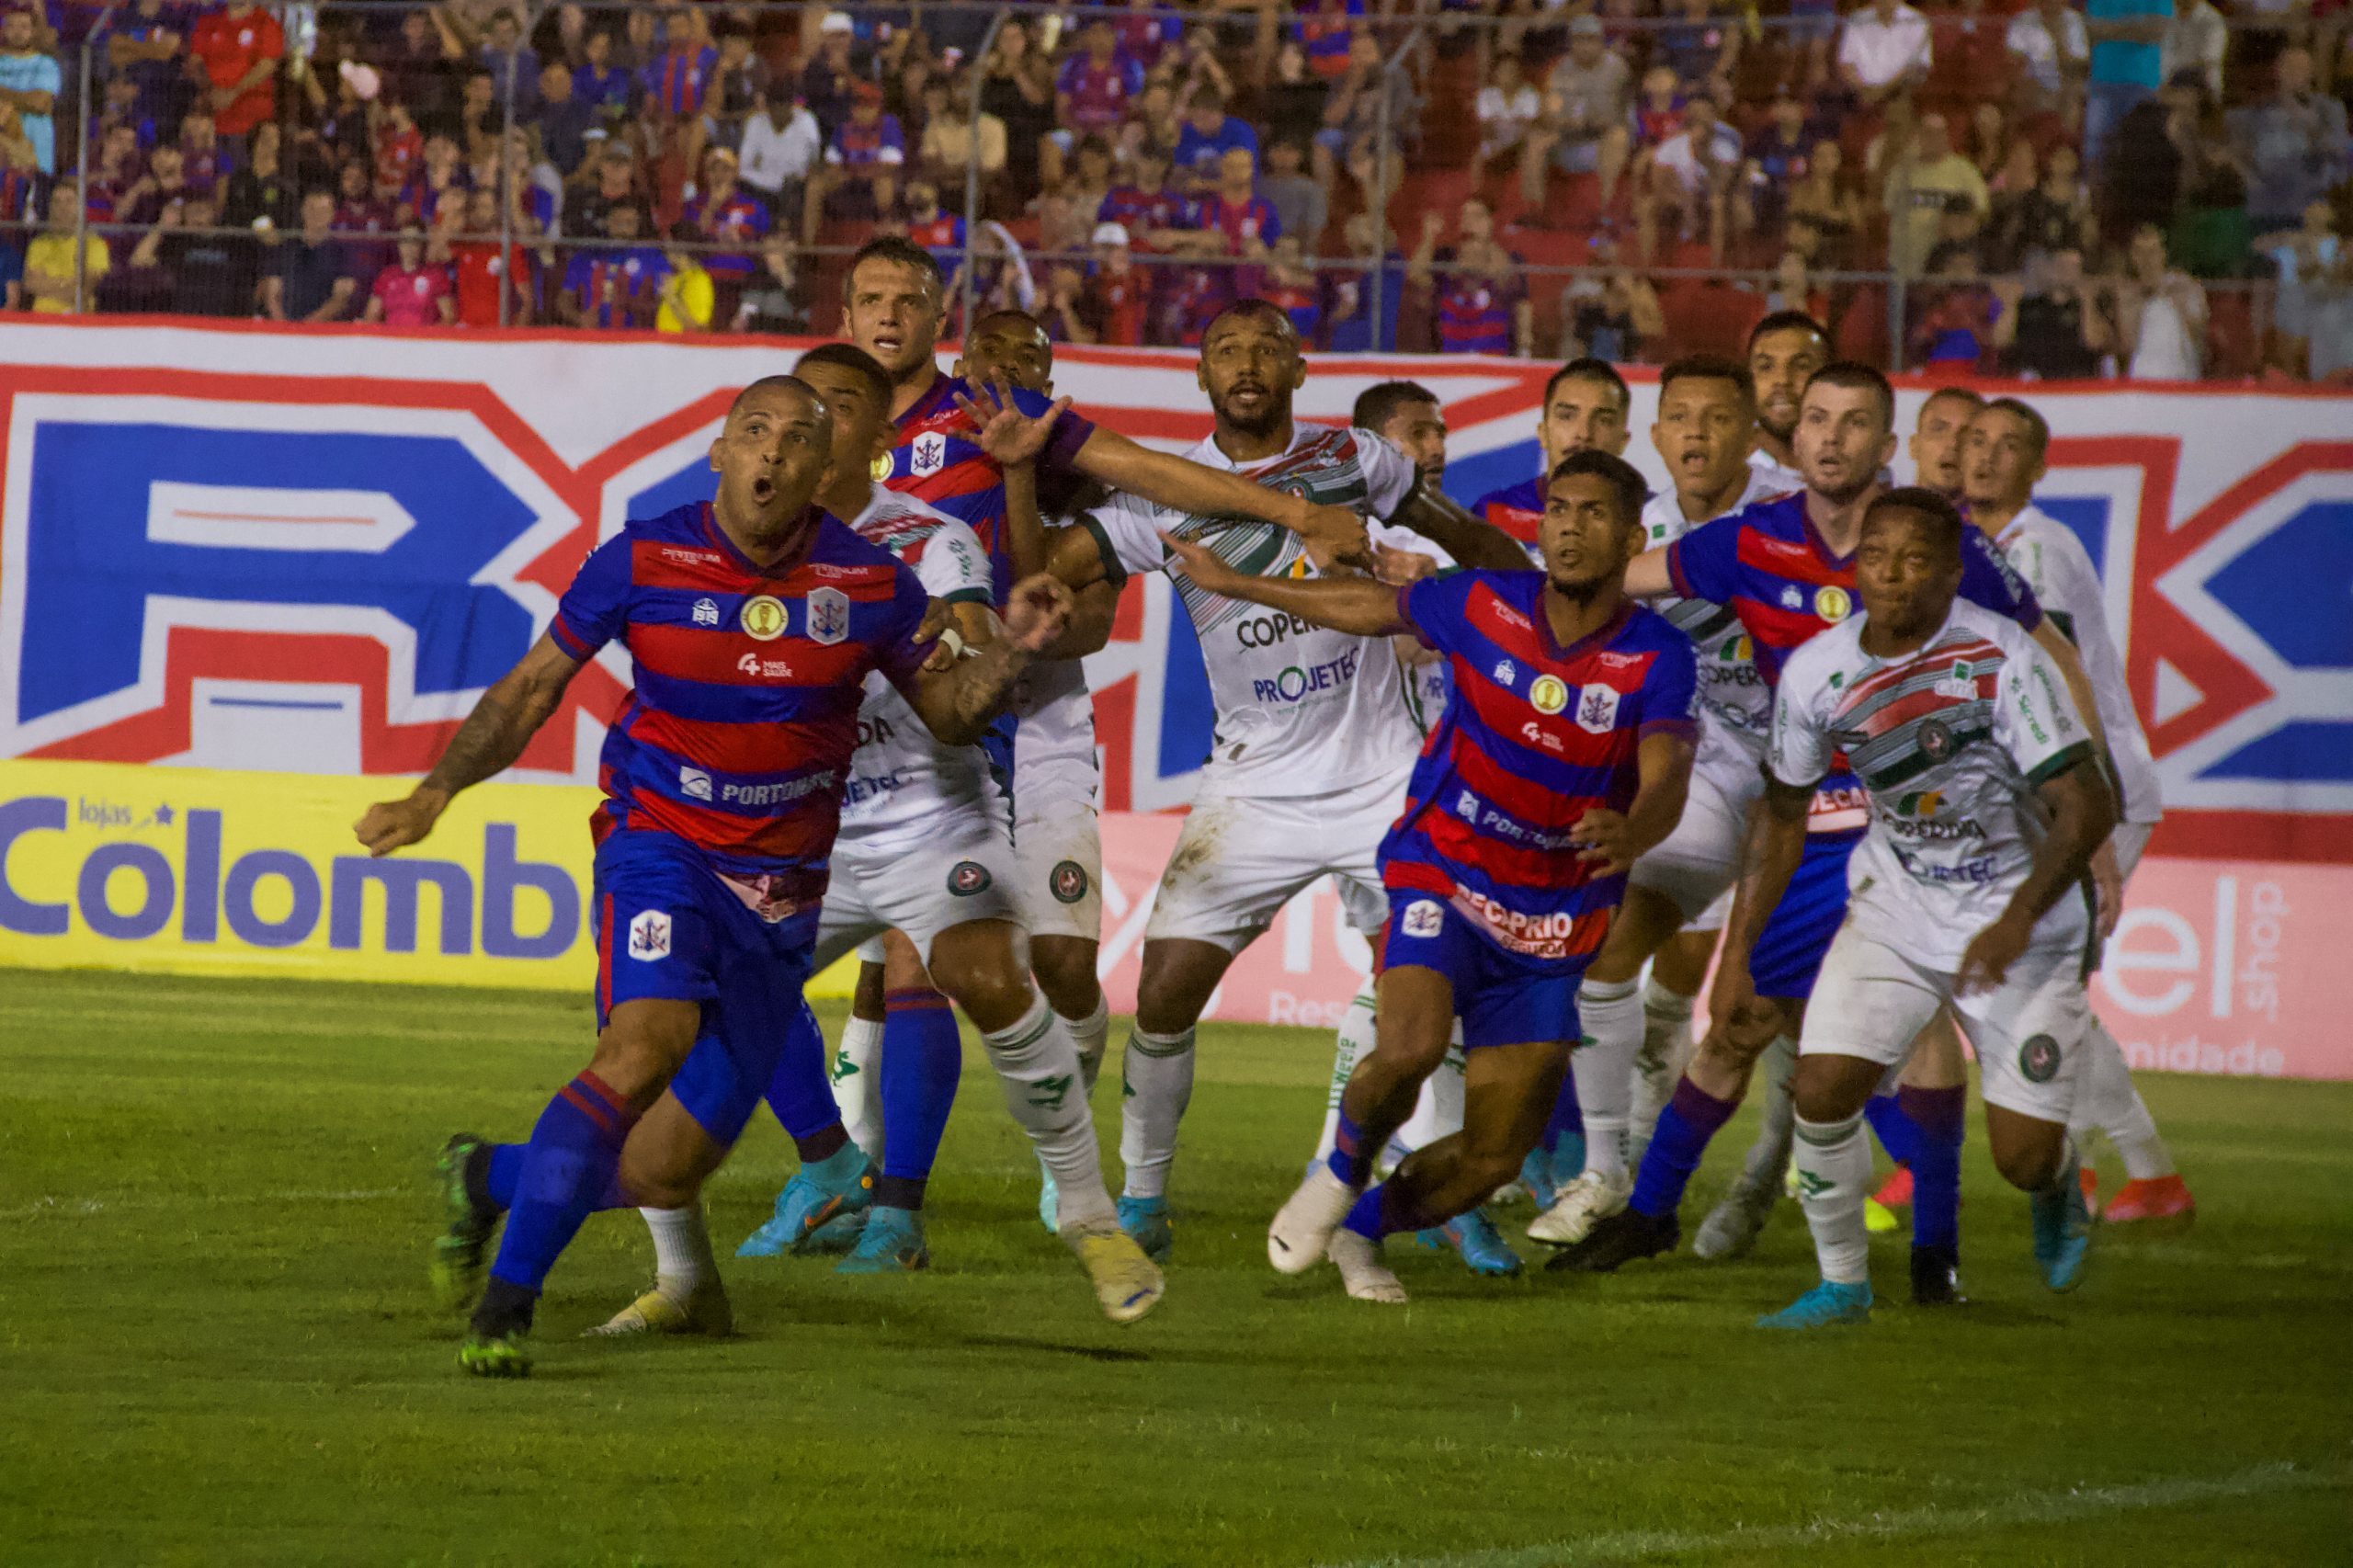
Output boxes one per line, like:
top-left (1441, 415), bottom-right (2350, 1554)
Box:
top-left (72, 28), bottom-right (96, 313)
top-left (1886, 272), bottom-right (1906, 375)
top-left (1364, 23), bottom-right (1423, 354)
top-left (496, 8), bottom-right (519, 328)
top-left (960, 7), bottom-right (1008, 340)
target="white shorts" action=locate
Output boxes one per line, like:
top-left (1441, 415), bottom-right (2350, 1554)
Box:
top-left (1801, 926), bottom-right (2092, 1125)
top-left (818, 805), bottom-right (1021, 971)
top-left (1628, 758), bottom-right (1756, 922)
top-left (1143, 767), bottom-right (1409, 953)
top-left (1014, 751), bottom-right (1103, 943)
top-left (1686, 882), bottom-right (1734, 934)
top-left (2111, 820), bottom-right (2154, 882)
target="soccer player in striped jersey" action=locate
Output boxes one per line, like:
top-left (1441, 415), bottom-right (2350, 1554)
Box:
top-left (1466, 358), bottom-right (1633, 558)
top-left (1188, 450), bottom-right (1698, 1303)
top-left (1754, 488), bottom-right (2112, 1327)
top-left (359, 377), bottom-right (1106, 1375)
top-left (1961, 397), bottom-right (2193, 1226)
top-left (1744, 311), bottom-right (1828, 493)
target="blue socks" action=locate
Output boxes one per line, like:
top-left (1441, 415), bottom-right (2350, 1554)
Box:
top-left (1628, 1075), bottom-right (1739, 1219)
top-left (1327, 1108), bottom-right (1374, 1187)
top-left (1900, 1085), bottom-right (1966, 1253)
top-left (1863, 1092), bottom-right (1922, 1168)
top-left (876, 988), bottom-right (962, 1210)
top-left (1340, 1180), bottom-right (1438, 1241)
top-left (480, 1139), bottom-right (628, 1214)
top-left (763, 1000), bottom-right (843, 1142)
top-left (483, 1070), bottom-right (637, 1311)
top-left (1543, 1064), bottom-right (1586, 1176)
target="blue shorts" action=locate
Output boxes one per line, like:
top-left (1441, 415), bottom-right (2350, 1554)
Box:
top-left (1379, 892), bottom-right (1583, 1050)
top-left (1750, 830), bottom-right (1861, 1001)
top-left (592, 827), bottom-right (822, 1146)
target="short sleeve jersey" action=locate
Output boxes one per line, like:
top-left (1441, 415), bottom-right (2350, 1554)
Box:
top-left (1078, 425), bottom-right (1424, 795)
top-left (1383, 575), bottom-right (1698, 965)
top-left (1769, 599), bottom-right (2094, 967)
top-left (837, 487), bottom-right (999, 837)
top-left (885, 373), bottom-right (1097, 597)
top-left (1637, 468), bottom-right (1785, 766)
top-left (550, 501), bottom-right (932, 889)
top-left (1470, 475), bottom-right (1547, 562)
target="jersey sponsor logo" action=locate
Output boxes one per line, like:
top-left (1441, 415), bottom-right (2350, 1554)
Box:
top-left (1529, 675), bottom-right (1569, 714)
top-left (948, 858), bottom-right (992, 895)
top-left (1519, 720), bottom-right (1564, 755)
top-left (627, 908), bottom-right (672, 960)
top-left (662, 547), bottom-right (722, 567)
top-left (1936, 658), bottom-right (1979, 699)
top-left (1250, 646), bottom-right (1360, 704)
top-left (1597, 650), bottom-right (1646, 670)
top-left (740, 594), bottom-right (788, 641)
top-left (1779, 585), bottom-right (1804, 609)
top-left (805, 586), bottom-right (850, 646)
top-left (691, 597), bottom-right (721, 627)
top-left (1051, 859), bottom-right (1090, 903)
top-left (911, 432), bottom-right (948, 478)
top-left (2018, 1032), bottom-right (2061, 1084)
top-left (1400, 898), bottom-right (1444, 938)
top-left (1234, 611), bottom-right (1319, 649)
top-left (736, 652), bottom-right (792, 678)
top-left (1576, 684), bottom-right (1621, 734)
top-left (711, 770), bottom-right (836, 808)
top-left (1814, 585), bottom-right (1852, 621)
top-left (1448, 886), bottom-right (1584, 960)
top-left (677, 765), bottom-right (713, 801)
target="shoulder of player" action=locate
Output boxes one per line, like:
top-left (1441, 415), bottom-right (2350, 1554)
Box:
top-left (1777, 613), bottom-right (1861, 691)
top-left (811, 513), bottom-right (925, 587)
top-left (1953, 596), bottom-right (2038, 659)
top-left (1472, 475), bottom-right (1542, 514)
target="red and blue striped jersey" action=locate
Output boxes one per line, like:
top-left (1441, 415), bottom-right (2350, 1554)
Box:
top-left (1097, 185), bottom-right (1188, 250)
top-left (550, 501), bottom-right (932, 888)
top-left (1434, 262), bottom-right (1523, 355)
top-left (1381, 573), bottom-right (1698, 964)
top-left (883, 373), bottom-right (1097, 597)
top-left (1470, 475), bottom-right (1545, 562)
top-left (640, 45), bottom-right (716, 118)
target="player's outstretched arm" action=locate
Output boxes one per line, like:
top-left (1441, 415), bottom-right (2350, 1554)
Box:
top-left (1157, 528), bottom-right (1407, 636)
top-left (902, 574), bottom-right (1073, 746)
top-left (354, 633), bottom-right (584, 856)
top-left (1622, 543), bottom-right (1674, 599)
top-left (1384, 480), bottom-right (1531, 573)
top-left (1957, 757), bottom-right (2118, 994)
top-left (1570, 731), bottom-right (1696, 877)
top-left (1074, 426), bottom-right (1372, 569)
top-left (1702, 780), bottom-right (1809, 1051)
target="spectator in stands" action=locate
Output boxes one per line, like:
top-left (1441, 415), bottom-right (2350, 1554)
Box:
top-left (2260, 199), bottom-right (2340, 365)
top-left (365, 226), bottom-right (455, 326)
top-left (799, 12), bottom-right (861, 142)
top-left (478, 9), bottom-right (539, 116)
top-left (739, 81), bottom-right (821, 227)
top-left (1884, 110), bottom-right (1988, 275)
top-left (558, 203), bottom-right (658, 327)
top-left (190, 0), bottom-right (281, 150)
top-left (1054, 17), bottom-right (1142, 177)
top-left (2113, 220), bottom-right (2207, 376)
top-left (1258, 138), bottom-right (1325, 251)
top-left (1475, 53), bottom-right (1542, 175)
top-left (918, 74), bottom-right (1006, 194)
top-left (1838, 0), bottom-right (1933, 108)
top-left (2101, 93), bottom-right (2185, 240)
top-left (332, 154), bottom-right (396, 280)
top-left (117, 142), bottom-right (191, 227)
top-left (2301, 244), bottom-right (2353, 381)
top-left (681, 143), bottom-right (767, 306)
top-left (1323, 208), bottom-right (1405, 352)
top-left (573, 29), bottom-right (631, 123)
top-left (1295, 0), bottom-right (1363, 81)
top-left (1908, 240), bottom-right (2004, 366)
top-left (701, 22), bottom-right (767, 156)
top-left (2230, 48), bottom-right (2352, 234)
top-left (0, 7), bottom-right (58, 176)
top-left (1177, 143), bottom-right (1278, 278)
top-left (1260, 233), bottom-right (1323, 345)
top-left (901, 177), bottom-right (966, 274)
top-left (1788, 0), bottom-right (1843, 92)
top-left (2085, 0), bottom-right (2170, 163)
top-left (1257, 39), bottom-right (1329, 157)
top-left (1173, 85), bottom-right (1257, 196)
top-left (733, 233), bottom-right (807, 335)
top-left (809, 80), bottom-right (901, 241)
top-left (134, 190), bottom-right (256, 316)
top-left (1768, 247), bottom-right (1831, 321)
top-left (653, 229), bottom-right (712, 332)
top-left (449, 186), bottom-right (532, 325)
top-left (1316, 33), bottom-right (1417, 178)
top-left (2159, 0), bottom-right (2228, 97)
top-left (1996, 243), bottom-right (2108, 375)
top-left (108, 0), bottom-right (188, 140)
top-left (1787, 137), bottom-right (1866, 267)
top-left (978, 17), bottom-right (1054, 201)
top-left (1080, 221), bottom-right (1149, 347)
top-left (1643, 88), bottom-right (1743, 262)
top-left (1560, 228), bottom-right (1662, 360)
top-left (262, 188), bottom-right (357, 322)
top-left (1061, 135), bottom-right (1118, 235)
top-left (178, 109), bottom-right (224, 198)
top-left (569, 141), bottom-right (640, 240)
top-left (1523, 15), bottom-right (1631, 210)
top-left (1411, 199), bottom-right (1534, 358)
top-left (1655, 0), bottom-right (1741, 96)
top-left (222, 119), bottom-right (295, 233)
top-left (87, 123), bottom-right (147, 223)
top-left (1627, 64), bottom-right (1690, 161)
top-left (530, 59), bottom-right (594, 184)
top-left (1740, 87), bottom-right (1817, 241)
top-left (24, 180), bottom-right (101, 312)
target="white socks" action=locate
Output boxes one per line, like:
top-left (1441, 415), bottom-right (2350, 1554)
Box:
top-left (1573, 976), bottom-right (1643, 1182)
top-left (983, 997), bottom-right (1116, 1232)
top-left (1313, 983), bottom-right (1378, 1165)
top-left (832, 1013), bottom-right (885, 1165)
top-left (1119, 1022), bottom-right (1196, 1201)
top-left (1061, 994), bottom-right (1113, 1097)
top-left (1390, 1040), bottom-right (1466, 1171)
top-left (1792, 1112), bottom-right (1871, 1286)
top-left (1736, 1033), bottom-right (1801, 1187)
top-left (642, 1201), bottom-right (718, 1292)
top-left (1631, 976), bottom-right (1698, 1165)
top-left (2070, 1018), bottom-right (2177, 1181)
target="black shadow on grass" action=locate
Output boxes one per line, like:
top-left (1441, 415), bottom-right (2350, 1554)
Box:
top-left (955, 1333), bottom-right (1153, 1364)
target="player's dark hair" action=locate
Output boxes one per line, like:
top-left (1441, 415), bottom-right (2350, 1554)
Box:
top-left (791, 342), bottom-right (892, 409)
top-left (1747, 309), bottom-right (1829, 355)
top-left (1981, 396), bottom-right (2052, 461)
top-left (1658, 354), bottom-right (1756, 409)
top-left (1543, 357), bottom-right (1631, 417)
top-left (1920, 384), bottom-right (1986, 419)
top-left (1352, 380), bottom-right (1440, 433)
top-left (1864, 486), bottom-right (1966, 559)
top-left (1201, 296), bottom-right (1298, 342)
top-left (1548, 449), bottom-right (1650, 528)
top-left (1802, 360), bottom-right (1896, 432)
top-left (972, 306), bottom-right (1050, 341)
top-left (728, 373), bottom-right (824, 419)
top-left (847, 234), bottom-right (946, 297)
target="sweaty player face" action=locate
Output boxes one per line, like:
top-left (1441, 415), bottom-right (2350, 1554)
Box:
top-left (1856, 508), bottom-right (1962, 641)
top-left (792, 360), bottom-right (891, 494)
top-left (709, 385), bottom-right (833, 536)
top-left (841, 258), bottom-right (947, 382)
top-left (1375, 399), bottom-right (1448, 481)
top-left (1197, 311), bottom-right (1305, 438)
top-left (959, 315), bottom-right (1053, 393)
top-left (1748, 325), bottom-right (1828, 446)
top-left (1959, 407), bottom-right (2045, 513)
top-left (1539, 377), bottom-right (1631, 468)
top-left (1650, 376), bottom-right (1754, 503)
top-left (1909, 393), bottom-right (1980, 497)
top-left (1539, 473), bottom-right (1641, 597)
top-left (1793, 382), bottom-right (1896, 506)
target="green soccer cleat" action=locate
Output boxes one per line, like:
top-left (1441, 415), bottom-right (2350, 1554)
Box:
top-left (457, 1329), bottom-right (531, 1378)
top-left (1756, 1278), bottom-right (1873, 1330)
top-left (430, 1133), bottom-right (498, 1314)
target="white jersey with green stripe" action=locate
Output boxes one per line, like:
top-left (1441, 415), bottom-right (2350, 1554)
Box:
top-left (1639, 469), bottom-right (1785, 775)
top-left (1080, 424), bottom-right (1424, 796)
top-left (840, 488), bottom-right (1001, 838)
top-left (1769, 598), bottom-right (2096, 968)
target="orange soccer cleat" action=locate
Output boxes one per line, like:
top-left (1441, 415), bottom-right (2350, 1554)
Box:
top-left (2098, 1174), bottom-right (2196, 1225)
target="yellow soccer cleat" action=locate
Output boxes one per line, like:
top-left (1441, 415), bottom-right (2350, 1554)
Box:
top-left (582, 1278), bottom-right (734, 1339)
top-left (1069, 1227), bottom-right (1165, 1325)
top-left (1864, 1196), bottom-right (1900, 1233)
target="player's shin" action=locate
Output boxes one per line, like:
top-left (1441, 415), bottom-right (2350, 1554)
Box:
top-left (1570, 977), bottom-right (1643, 1184)
top-left (1631, 977), bottom-right (1697, 1165)
top-left (1735, 1033), bottom-right (1800, 1188)
top-left (1059, 993), bottom-right (1112, 1097)
top-left (831, 1012), bottom-right (886, 1164)
top-left (1792, 1109), bottom-right (1872, 1287)
top-left (877, 988), bottom-right (963, 1211)
top-left (1118, 1023), bottom-right (1195, 1201)
top-left (2073, 1019), bottom-right (2177, 1183)
top-left (479, 1071), bottom-right (641, 1331)
top-left (1898, 1084), bottom-right (1965, 1256)
top-left (1312, 983), bottom-right (1378, 1165)
top-left (986, 997), bottom-right (1116, 1231)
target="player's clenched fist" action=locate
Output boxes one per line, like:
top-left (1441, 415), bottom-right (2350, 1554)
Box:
top-left (1296, 502), bottom-right (1372, 572)
top-left (354, 787), bottom-right (449, 858)
top-left (1000, 572), bottom-right (1074, 652)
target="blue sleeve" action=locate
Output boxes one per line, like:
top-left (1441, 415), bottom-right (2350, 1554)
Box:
top-left (550, 533), bottom-right (632, 659)
top-left (1640, 631), bottom-right (1700, 739)
top-left (1959, 528), bottom-right (2042, 631)
top-left (1011, 382), bottom-right (1097, 479)
top-left (1664, 515), bottom-right (1744, 605)
top-left (1401, 569), bottom-right (1475, 655)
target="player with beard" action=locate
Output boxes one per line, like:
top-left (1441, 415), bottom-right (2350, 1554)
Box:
top-left (1745, 312), bottom-right (1829, 491)
top-left (1467, 358), bottom-right (1633, 557)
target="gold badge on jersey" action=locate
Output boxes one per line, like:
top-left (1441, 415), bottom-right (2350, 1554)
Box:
top-left (1529, 675), bottom-right (1570, 714)
top-left (870, 451), bottom-right (894, 482)
top-left (1814, 585), bottom-right (1852, 622)
top-left (740, 595), bottom-right (788, 642)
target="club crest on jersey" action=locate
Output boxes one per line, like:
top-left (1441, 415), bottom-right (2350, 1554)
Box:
top-left (677, 766), bottom-right (713, 801)
top-left (692, 597), bottom-right (721, 627)
top-left (1401, 899), bottom-right (1444, 938)
top-left (1456, 789), bottom-right (1479, 819)
top-left (1815, 585), bottom-right (1853, 621)
top-left (1529, 674), bottom-right (1569, 714)
top-left (740, 594), bottom-right (788, 641)
top-left (1051, 860), bottom-right (1090, 903)
top-left (806, 586), bottom-right (850, 646)
top-left (1918, 718), bottom-right (1955, 762)
top-left (1493, 659), bottom-right (1517, 687)
top-left (2018, 1033), bottom-right (2061, 1084)
top-left (1779, 585), bottom-right (1803, 609)
top-left (628, 909), bottom-right (672, 960)
top-left (1576, 684), bottom-right (1620, 734)
top-left (911, 432), bottom-right (948, 478)
top-left (948, 859), bottom-right (992, 895)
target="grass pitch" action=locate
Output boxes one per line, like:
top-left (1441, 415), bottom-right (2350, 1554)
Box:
top-left (2, 968), bottom-right (2347, 1567)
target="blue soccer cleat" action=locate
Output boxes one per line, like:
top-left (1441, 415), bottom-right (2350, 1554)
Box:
top-left (1756, 1278), bottom-right (1873, 1329)
top-left (1117, 1194), bottom-right (1173, 1263)
top-left (736, 1154), bottom-right (874, 1257)
top-left (1518, 1148), bottom-right (1561, 1213)
top-left (2031, 1170), bottom-right (2094, 1292)
top-left (835, 1206), bottom-right (930, 1274)
top-left (1420, 1208), bottom-right (1524, 1277)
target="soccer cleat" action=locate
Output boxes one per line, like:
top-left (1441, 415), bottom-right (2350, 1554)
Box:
top-left (1117, 1194), bottom-right (1174, 1264)
top-left (1864, 1197), bottom-right (1900, 1234)
top-left (2031, 1172), bottom-right (2095, 1292)
top-left (1328, 1229), bottom-right (1408, 1303)
top-left (1909, 1243), bottom-right (1966, 1306)
top-left (430, 1133), bottom-right (498, 1313)
top-left (585, 1278), bottom-right (733, 1337)
top-left (457, 1329), bottom-right (532, 1378)
top-left (1872, 1165), bottom-right (1915, 1210)
top-left (735, 1159), bottom-right (876, 1257)
top-left (1267, 1165), bottom-right (1359, 1275)
top-left (1528, 1169), bottom-right (1633, 1246)
top-left (1517, 1148), bottom-right (1561, 1213)
top-left (1756, 1278), bottom-right (1873, 1329)
top-left (2099, 1174), bottom-right (2195, 1226)
top-left (835, 1207), bottom-right (930, 1274)
top-left (1544, 1206), bottom-right (1678, 1273)
top-left (1692, 1173), bottom-right (1780, 1261)
top-left (1067, 1226), bottom-right (1165, 1324)
top-left (1420, 1208), bottom-right (1524, 1277)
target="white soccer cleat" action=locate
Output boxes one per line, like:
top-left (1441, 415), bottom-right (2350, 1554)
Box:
top-left (1267, 1165), bottom-right (1359, 1275)
top-left (1527, 1169), bottom-right (1633, 1246)
top-left (1693, 1173), bottom-right (1780, 1260)
top-left (1327, 1229), bottom-right (1408, 1304)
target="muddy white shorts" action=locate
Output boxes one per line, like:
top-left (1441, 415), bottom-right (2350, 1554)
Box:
top-left (1142, 767), bottom-right (1409, 953)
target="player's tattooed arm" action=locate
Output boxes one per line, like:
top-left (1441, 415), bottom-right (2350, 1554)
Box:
top-left (1156, 528), bottom-right (1408, 635)
top-left (1702, 781), bottom-right (1810, 1052)
top-left (353, 633), bottom-right (583, 856)
top-left (1571, 730), bottom-right (1695, 876)
top-left (1383, 481), bottom-right (1530, 573)
top-left (902, 574), bottom-right (1073, 746)
top-left (1958, 758), bottom-right (2118, 994)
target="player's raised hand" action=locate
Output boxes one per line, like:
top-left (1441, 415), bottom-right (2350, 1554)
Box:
top-left (1956, 915), bottom-right (2031, 996)
top-left (953, 381), bottom-right (1071, 469)
top-left (999, 572), bottom-right (1074, 653)
top-left (354, 787), bottom-right (449, 858)
top-left (1568, 806), bottom-right (1640, 876)
top-left (1157, 528), bottom-right (1241, 591)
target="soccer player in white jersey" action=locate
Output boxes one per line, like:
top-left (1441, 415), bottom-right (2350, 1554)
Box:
top-left (1752, 487), bottom-right (2113, 1327)
top-left (1744, 311), bottom-right (1829, 493)
top-left (1525, 357), bottom-right (1784, 1248)
top-left (1018, 299), bottom-right (1528, 1270)
top-left (1961, 397), bottom-right (2194, 1225)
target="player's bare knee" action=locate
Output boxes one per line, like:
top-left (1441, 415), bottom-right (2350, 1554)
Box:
top-left (852, 959), bottom-right (888, 1020)
top-left (1135, 940), bottom-right (1224, 1034)
top-left (1029, 937), bottom-right (1101, 1017)
top-left (1991, 1132), bottom-right (2065, 1192)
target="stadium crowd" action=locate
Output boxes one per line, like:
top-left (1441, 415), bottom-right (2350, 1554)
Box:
top-left (6, 0), bottom-right (2350, 377)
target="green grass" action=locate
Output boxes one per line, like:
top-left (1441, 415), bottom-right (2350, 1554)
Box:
top-left (2, 968), bottom-right (2347, 1568)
